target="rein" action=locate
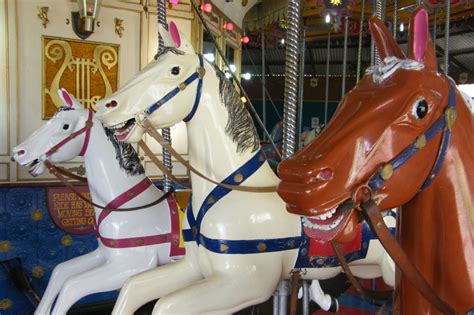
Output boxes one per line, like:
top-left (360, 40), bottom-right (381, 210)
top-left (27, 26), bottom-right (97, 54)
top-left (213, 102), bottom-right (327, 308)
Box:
top-left (346, 82), bottom-right (458, 315)
top-left (133, 53), bottom-right (277, 192)
top-left (42, 109), bottom-right (173, 212)
top-left (141, 120), bottom-right (278, 193)
top-left (45, 159), bottom-right (174, 212)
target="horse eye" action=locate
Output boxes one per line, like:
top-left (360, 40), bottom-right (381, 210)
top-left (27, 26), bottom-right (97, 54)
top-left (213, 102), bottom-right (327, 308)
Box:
top-left (414, 99), bottom-right (429, 119)
top-left (171, 66), bottom-right (180, 75)
top-left (63, 124), bottom-right (70, 130)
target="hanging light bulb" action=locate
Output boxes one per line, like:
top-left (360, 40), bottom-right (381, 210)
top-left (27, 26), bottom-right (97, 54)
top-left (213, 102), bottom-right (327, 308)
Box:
top-left (169, 0), bottom-right (179, 4)
top-left (201, 2), bottom-right (213, 12)
top-left (280, 38), bottom-right (285, 45)
top-left (229, 64), bottom-right (236, 72)
top-left (241, 36), bottom-right (250, 44)
top-left (241, 73), bottom-right (251, 80)
top-left (225, 22), bottom-right (234, 31)
top-left (400, 22), bottom-right (404, 32)
top-left (325, 14), bottom-right (331, 24)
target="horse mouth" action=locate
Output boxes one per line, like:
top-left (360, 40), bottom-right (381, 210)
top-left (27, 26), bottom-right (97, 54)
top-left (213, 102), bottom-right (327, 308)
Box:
top-left (301, 199), bottom-right (355, 242)
top-left (109, 118), bottom-right (137, 141)
top-left (25, 159), bottom-right (41, 176)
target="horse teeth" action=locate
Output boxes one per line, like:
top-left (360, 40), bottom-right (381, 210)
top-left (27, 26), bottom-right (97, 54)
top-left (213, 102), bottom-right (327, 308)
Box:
top-left (331, 208), bottom-right (336, 214)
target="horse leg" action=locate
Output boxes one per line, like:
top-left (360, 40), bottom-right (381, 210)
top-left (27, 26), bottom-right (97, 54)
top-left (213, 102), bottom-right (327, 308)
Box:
top-left (152, 258), bottom-right (281, 315)
top-left (112, 257), bottom-right (202, 315)
top-left (35, 249), bottom-right (104, 315)
top-left (50, 257), bottom-right (142, 315)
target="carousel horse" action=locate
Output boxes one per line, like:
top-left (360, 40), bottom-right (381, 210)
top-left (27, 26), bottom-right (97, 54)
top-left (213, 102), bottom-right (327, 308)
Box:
top-left (278, 7), bottom-right (474, 315)
top-left (96, 23), bottom-right (395, 315)
top-left (12, 89), bottom-right (183, 315)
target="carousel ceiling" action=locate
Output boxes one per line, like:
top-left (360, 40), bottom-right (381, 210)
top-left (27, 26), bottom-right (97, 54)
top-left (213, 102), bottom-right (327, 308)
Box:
top-left (241, 0), bottom-right (474, 78)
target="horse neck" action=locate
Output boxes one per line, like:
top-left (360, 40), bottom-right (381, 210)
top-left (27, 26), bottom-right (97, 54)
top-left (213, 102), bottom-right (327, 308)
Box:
top-left (185, 73), bottom-right (279, 197)
top-left (82, 120), bottom-right (146, 209)
top-left (398, 94), bottom-right (474, 312)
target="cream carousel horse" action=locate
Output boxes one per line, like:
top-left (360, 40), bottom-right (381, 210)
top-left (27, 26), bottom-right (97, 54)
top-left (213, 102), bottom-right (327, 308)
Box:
top-left (12, 89), bottom-right (183, 315)
top-left (96, 24), bottom-right (395, 315)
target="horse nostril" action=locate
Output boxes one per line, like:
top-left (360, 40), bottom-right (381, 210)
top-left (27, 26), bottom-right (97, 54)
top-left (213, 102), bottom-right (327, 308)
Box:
top-left (106, 100), bottom-right (118, 108)
top-left (17, 150), bottom-right (25, 156)
top-left (317, 167), bottom-right (333, 181)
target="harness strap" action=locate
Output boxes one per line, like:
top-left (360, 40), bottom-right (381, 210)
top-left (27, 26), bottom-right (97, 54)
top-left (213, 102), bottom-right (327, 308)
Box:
top-left (183, 54), bottom-right (204, 122)
top-left (138, 140), bottom-right (191, 189)
top-left (96, 178), bottom-right (153, 227)
top-left (45, 160), bottom-right (173, 212)
top-left (182, 150), bottom-right (301, 254)
top-left (368, 83), bottom-right (457, 193)
top-left (79, 110), bottom-right (93, 156)
top-left (142, 120), bottom-right (278, 193)
top-left (52, 166), bottom-right (87, 183)
top-left (360, 199), bottom-right (457, 315)
top-left (143, 54), bottom-right (205, 118)
top-left (331, 241), bottom-right (393, 300)
top-left (46, 109), bottom-right (93, 157)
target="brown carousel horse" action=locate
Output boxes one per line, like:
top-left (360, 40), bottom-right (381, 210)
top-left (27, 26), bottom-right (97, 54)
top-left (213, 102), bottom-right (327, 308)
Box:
top-left (278, 7), bottom-right (473, 315)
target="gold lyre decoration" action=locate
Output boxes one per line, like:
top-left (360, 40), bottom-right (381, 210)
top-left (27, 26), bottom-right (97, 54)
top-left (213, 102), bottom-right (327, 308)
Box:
top-left (37, 7), bottom-right (49, 29)
top-left (114, 18), bottom-right (125, 38)
top-left (42, 36), bottom-right (119, 119)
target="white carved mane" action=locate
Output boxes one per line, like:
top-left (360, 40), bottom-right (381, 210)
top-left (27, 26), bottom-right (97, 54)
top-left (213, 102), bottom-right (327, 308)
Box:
top-left (366, 56), bottom-right (424, 83)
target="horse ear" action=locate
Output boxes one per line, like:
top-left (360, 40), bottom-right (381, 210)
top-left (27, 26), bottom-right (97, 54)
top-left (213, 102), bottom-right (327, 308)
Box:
top-left (158, 24), bottom-right (177, 48)
top-left (369, 17), bottom-right (405, 60)
top-left (408, 7), bottom-right (437, 70)
top-left (57, 88), bottom-right (84, 109)
top-left (169, 21), bottom-right (195, 55)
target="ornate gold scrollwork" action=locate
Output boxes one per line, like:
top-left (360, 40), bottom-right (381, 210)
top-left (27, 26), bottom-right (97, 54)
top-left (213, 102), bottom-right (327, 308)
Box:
top-left (115, 18), bottom-right (125, 38)
top-left (44, 38), bottom-right (118, 114)
top-left (37, 7), bottom-right (49, 28)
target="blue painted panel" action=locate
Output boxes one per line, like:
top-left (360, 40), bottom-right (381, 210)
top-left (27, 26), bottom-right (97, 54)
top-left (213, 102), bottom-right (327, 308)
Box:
top-left (0, 186), bottom-right (116, 315)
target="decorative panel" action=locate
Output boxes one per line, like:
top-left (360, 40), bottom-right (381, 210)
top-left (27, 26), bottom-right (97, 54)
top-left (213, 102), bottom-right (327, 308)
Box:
top-left (42, 36), bottom-right (119, 118)
top-left (0, 163), bottom-right (9, 181)
top-left (0, 0), bottom-right (9, 156)
top-left (0, 186), bottom-right (117, 315)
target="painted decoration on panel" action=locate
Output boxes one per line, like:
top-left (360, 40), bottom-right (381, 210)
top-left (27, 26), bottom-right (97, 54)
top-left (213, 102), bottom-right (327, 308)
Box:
top-left (42, 36), bottom-right (119, 119)
top-left (47, 186), bottom-right (95, 235)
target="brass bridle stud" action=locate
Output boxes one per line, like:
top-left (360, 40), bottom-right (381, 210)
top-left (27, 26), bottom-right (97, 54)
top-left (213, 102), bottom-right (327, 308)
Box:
top-left (380, 163), bottom-right (394, 180)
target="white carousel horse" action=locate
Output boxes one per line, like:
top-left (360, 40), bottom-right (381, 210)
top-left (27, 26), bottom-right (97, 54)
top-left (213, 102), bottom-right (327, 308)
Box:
top-left (96, 23), bottom-right (395, 315)
top-left (12, 89), bottom-right (183, 315)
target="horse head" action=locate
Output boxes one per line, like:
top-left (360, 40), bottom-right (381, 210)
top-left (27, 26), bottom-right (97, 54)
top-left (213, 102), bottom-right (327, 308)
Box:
top-left (12, 89), bottom-right (94, 176)
top-left (96, 22), bottom-right (202, 143)
top-left (278, 7), bottom-right (460, 242)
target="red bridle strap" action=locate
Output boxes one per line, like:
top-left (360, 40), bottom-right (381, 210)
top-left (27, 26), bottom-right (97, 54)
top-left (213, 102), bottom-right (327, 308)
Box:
top-left (45, 109), bottom-right (94, 158)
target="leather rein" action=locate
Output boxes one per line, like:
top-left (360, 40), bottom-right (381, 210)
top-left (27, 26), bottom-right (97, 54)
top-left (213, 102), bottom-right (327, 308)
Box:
top-left (43, 109), bottom-right (173, 212)
top-left (135, 54), bottom-right (278, 193)
top-left (339, 83), bottom-right (458, 315)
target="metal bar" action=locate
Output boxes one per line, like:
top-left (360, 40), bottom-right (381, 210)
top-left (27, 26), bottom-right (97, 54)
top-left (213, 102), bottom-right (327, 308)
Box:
top-left (243, 45), bottom-right (282, 120)
top-left (374, 0), bottom-right (385, 65)
top-left (302, 280), bottom-right (310, 315)
top-left (341, 16), bottom-right (349, 97)
top-left (190, 0), bottom-right (281, 159)
top-left (324, 30), bottom-right (331, 126)
top-left (356, 0), bottom-right (366, 81)
top-left (262, 31), bottom-right (266, 141)
top-left (444, 0), bottom-right (450, 75)
top-left (297, 30), bottom-right (306, 149)
top-left (393, 0), bottom-right (398, 39)
top-left (156, 0), bottom-right (173, 192)
top-left (277, 280), bottom-right (289, 315)
top-left (282, 0), bottom-right (302, 158)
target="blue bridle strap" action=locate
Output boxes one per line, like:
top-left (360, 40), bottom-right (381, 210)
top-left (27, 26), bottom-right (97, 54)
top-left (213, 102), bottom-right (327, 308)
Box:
top-left (368, 83), bottom-right (457, 193)
top-left (182, 150), bottom-right (302, 254)
top-left (143, 54), bottom-right (205, 121)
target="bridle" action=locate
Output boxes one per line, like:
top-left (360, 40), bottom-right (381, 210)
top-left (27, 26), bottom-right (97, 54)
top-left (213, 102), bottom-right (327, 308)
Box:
top-left (136, 53), bottom-right (278, 193)
top-left (45, 109), bottom-right (94, 158)
top-left (343, 81), bottom-right (459, 315)
top-left (42, 108), bottom-right (173, 212)
top-left (135, 54), bottom-right (206, 125)
top-left (366, 82), bottom-right (457, 196)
